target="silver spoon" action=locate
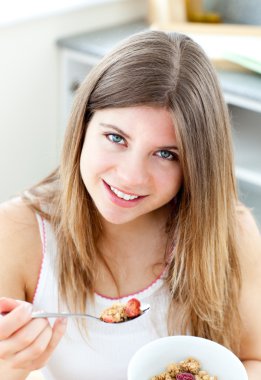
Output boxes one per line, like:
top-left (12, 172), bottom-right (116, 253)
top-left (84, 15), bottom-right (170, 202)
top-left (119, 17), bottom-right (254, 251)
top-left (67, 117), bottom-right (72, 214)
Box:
top-left (1, 304), bottom-right (150, 323)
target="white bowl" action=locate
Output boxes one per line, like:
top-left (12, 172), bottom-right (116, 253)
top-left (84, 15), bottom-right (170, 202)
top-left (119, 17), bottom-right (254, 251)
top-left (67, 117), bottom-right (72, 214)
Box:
top-left (128, 335), bottom-right (248, 380)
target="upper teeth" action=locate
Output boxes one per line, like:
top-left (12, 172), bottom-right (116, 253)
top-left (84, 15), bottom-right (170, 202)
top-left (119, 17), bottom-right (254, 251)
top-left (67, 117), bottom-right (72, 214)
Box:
top-left (110, 186), bottom-right (139, 201)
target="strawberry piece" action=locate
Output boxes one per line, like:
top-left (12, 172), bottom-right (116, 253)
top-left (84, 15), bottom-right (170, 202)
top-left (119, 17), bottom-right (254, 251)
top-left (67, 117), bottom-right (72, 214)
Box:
top-left (125, 298), bottom-right (141, 318)
top-left (176, 373), bottom-right (195, 380)
top-left (100, 314), bottom-right (115, 323)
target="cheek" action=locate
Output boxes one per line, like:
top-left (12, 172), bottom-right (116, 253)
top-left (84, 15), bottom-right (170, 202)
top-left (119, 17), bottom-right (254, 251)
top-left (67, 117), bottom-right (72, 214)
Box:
top-left (156, 166), bottom-right (183, 198)
top-left (80, 144), bottom-right (114, 182)
top-left (80, 151), bottom-right (89, 186)
top-left (80, 144), bottom-right (95, 184)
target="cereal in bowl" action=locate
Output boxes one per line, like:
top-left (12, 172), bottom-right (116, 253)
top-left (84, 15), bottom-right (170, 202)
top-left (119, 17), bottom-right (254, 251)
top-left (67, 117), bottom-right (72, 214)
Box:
top-left (151, 357), bottom-right (217, 380)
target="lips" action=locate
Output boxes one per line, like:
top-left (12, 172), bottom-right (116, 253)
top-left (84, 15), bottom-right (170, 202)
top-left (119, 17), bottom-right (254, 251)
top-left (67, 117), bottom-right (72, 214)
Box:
top-left (109, 185), bottom-right (139, 201)
top-left (102, 180), bottom-right (146, 202)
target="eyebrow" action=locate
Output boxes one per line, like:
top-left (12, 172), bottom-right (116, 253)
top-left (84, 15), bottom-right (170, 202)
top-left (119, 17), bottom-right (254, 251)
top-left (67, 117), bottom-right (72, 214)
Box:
top-left (99, 122), bottom-right (179, 151)
top-left (158, 145), bottom-right (179, 151)
top-left (100, 123), bottom-right (131, 140)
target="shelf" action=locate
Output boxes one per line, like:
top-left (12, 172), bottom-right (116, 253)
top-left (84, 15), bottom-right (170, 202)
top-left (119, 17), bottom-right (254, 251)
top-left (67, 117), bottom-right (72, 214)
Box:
top-left (57, 20), bottom-right (147, 57)
top-left (236, 167), bottom-right (261, 187)
top-left (150, 22), bottom-right (261, 36)
top-left (219, 70), bottom-right (261, 113)
top-left (224, 94), bottom-right (261, 113)
top-left (231, 105), bottom-right (261, 188)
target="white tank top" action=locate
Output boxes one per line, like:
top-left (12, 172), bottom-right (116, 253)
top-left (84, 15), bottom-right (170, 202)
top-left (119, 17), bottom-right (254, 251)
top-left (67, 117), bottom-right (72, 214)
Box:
top-left (33, 214), bottom-right (171, 380)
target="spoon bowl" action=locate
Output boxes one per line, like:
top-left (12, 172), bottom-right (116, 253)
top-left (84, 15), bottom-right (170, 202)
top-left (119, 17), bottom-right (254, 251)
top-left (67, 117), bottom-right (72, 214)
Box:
top-left (30, 303), bottom-right (150, 323)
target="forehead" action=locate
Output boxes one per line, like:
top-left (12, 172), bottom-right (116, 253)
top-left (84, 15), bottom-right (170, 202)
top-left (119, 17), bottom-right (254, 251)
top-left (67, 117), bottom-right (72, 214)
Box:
top-left (89, 106), bottom-right (177, 141)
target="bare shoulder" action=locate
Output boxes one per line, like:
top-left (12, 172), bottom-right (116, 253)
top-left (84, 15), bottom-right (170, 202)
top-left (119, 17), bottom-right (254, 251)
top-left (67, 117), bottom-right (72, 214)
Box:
top-left (236, 204), bottom-right (261, 360)
top-left (0, 198), bottom-right (42, 301)
top-left (0, 196), bottom-right (36, 229)
top-left (236, 203), bottom-right (261, 266)
top-left (236, 203), bottom-right (260, 234)
top-left (236, 204), bottom-right (261, 294)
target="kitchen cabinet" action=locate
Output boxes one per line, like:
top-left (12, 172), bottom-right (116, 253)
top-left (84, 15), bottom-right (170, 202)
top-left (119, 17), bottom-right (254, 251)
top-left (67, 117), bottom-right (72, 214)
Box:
top-left (58, 20), bottom-right (146, 131)
top-left (230, 105), bottom-right (261, 223)
top-left (57, 20), bottom-right (261, 226)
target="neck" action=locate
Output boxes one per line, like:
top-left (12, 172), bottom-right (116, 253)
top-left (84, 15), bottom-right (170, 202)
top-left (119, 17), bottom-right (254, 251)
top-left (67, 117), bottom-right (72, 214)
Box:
top-left (95, 206), bottom-right (171, 297)
top-left (99, 207), bottom-right (169, 261)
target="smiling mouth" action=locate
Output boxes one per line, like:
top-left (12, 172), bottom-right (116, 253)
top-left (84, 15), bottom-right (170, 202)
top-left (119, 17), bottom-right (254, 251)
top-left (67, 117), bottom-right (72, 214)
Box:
top-left (109, 185), bottom-right (139, 201)
top-left (103, 180), bottom-right (143, 201)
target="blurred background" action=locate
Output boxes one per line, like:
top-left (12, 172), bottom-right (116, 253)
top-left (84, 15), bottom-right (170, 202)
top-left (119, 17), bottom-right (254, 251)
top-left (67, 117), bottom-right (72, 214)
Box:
top-left (0, 0), bottom-right (260, 225)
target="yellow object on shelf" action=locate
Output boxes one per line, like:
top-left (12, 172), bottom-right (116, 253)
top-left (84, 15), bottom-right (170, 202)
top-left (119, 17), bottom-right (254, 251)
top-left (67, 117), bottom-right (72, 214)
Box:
top-left (187, 11), bottom-right (221, 23)
top-left (185, 0), bottom-right (221, 23)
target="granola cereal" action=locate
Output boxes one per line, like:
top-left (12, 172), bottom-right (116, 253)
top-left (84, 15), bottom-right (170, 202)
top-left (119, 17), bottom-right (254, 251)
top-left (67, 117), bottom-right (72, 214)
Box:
top-left (151, 357), bottom-right (217, 380)
top-left (100, 298), bottom-right (141, 323)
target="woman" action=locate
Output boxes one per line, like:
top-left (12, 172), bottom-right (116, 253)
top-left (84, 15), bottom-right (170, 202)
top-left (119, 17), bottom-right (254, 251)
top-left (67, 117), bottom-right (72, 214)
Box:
top-left (0, 30), bottom-right (260, 380)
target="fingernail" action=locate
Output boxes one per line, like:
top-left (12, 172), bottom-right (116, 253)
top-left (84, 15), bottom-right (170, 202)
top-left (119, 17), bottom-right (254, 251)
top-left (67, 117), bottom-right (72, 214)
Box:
top-left (59, 318), bottom-right (67, 325)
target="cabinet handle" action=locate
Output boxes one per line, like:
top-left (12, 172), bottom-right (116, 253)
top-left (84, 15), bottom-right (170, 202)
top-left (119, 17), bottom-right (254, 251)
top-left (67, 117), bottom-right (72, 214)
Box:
top-left (70, 80), bottom-right (81, 93)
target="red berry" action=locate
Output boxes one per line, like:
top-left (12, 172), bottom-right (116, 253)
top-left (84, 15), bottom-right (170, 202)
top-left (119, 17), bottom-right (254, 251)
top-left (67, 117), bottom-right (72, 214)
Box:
top-left (101, 315), bottom-right (115, 323)
top-left (125, 298), bottom-right (141, 318)
top-left (176, 373), bottom-right (195, 380)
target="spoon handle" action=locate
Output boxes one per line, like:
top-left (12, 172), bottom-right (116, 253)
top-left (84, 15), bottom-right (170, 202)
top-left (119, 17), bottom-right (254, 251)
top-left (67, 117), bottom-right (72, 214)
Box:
top-left (1, 311), bottom-right (99, 320)
top-left (1, 305), bottom-right (150, 321)
top-left (31, 311), bottom-right (99, 320)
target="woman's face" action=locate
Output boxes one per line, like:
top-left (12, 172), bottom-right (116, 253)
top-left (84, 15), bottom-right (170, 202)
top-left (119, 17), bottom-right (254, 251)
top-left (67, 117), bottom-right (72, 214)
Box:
top-left (80, 105), bottom-right (183, 225)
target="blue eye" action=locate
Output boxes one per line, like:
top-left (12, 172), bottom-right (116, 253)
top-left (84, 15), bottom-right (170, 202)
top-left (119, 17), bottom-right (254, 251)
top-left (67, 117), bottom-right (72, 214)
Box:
top-left (107, 133), bottom-right (125, 145)
top-left (156, 150), bottom-right (177, 161)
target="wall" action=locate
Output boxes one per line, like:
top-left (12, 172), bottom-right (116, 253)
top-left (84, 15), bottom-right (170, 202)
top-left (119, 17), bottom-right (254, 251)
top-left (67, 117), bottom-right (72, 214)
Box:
top-left (0, 0), bottom-right (147, 201)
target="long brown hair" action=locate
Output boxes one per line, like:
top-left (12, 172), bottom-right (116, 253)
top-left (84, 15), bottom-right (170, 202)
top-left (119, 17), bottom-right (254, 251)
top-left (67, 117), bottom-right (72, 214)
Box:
top-left (24, 31), bottom-right (242, 352)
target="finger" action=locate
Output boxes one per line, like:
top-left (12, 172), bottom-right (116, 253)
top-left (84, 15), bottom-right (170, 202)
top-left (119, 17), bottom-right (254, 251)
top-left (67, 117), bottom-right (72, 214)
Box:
top-left (12, 318), bottom-right (67, 371)
top-left (0, 303), bottom-right (33, 340)
top-left (32, 318), bottom-right (67, 368)
top-left (10, 323), bottom-right (53, 370)
top-left (0, 317), bottom-right (49, 358)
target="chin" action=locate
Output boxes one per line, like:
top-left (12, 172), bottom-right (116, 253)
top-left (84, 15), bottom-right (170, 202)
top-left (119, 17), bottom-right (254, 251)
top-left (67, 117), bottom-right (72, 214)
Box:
top-left (100, 213), bottom-right (135, 225)
top-left (97, 206), bottom-right (142, 225)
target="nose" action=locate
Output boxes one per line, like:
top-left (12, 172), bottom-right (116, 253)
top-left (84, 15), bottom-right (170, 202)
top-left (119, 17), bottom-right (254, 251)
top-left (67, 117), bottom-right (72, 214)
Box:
top-left (116, 152), bottom-right (150, 191)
